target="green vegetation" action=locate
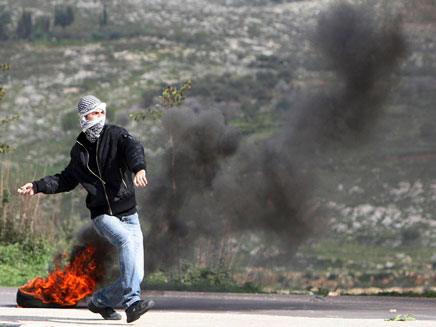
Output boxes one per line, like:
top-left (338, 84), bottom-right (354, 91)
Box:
top-left (99, 4), bottom-right (109, 27)
top-left (0, 0), bottom-right (435, 296)
top-left (143, 264), bottom-right (262, 293)
top-left (0, 63), bottom-right (19, 153)
top-left (0, 3), bottom-right (209, 43)
top-left (314, 287), bottom-right (330, 296)
top-left (0, 6), bottom-right (11, 40)
top-left (386, 314), bottom-right (416, 321)
top-left (54, 6), bottom-right (74, 29)
top-left (131, 80), bottom-right (192, 121)
top-left (0, 64), bottom-right (45, 292)
top-left (0, 113), bottom-right (19, 153)
top-left (16, 11), bottom-right (32, 40)
top-left (0, 242), bottom-right (54, 286)
top-left (0, 4), bottom-right (103, 41)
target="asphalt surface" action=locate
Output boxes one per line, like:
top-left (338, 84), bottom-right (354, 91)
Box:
top-left (1, 287), bottom-right (436, 326)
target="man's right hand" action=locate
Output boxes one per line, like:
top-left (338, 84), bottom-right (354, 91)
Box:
top-left (18, 183), bottom-right (34, 196)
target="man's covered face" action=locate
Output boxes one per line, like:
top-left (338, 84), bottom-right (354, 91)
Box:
top-left (80, 106), bottom-right (106, 143)
top-left (77, 95), bottom-right (107, 143)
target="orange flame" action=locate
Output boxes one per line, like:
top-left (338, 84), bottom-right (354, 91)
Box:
top-left (19, 245), bottom-right (103, 306)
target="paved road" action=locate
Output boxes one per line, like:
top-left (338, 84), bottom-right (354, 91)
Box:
top-left (1, 287), bottom-right (436, 326)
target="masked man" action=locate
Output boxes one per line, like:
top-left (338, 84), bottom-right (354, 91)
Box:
top-left (19, 95), bottom-right (154, 323)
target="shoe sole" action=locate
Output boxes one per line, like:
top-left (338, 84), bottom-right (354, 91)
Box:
top-left (88, 302), bottom-right (122, 320)
top-left (126, 300), bottom-right (155, 323)
top-left (103, 313), bottom-right (122, 320)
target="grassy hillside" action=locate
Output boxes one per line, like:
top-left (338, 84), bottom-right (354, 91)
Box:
top-left (1, 0), bottom-right (436, 292)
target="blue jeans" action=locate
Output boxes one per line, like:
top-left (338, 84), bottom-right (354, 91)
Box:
top-left (91, 213), bottom-right (144, 310)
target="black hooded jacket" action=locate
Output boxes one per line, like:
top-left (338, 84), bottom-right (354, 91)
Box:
top-left (33, 125), bottom-right (146, 218)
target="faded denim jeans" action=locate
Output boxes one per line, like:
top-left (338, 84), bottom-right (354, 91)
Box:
top-left (91, 213), bottom-right (144, 310)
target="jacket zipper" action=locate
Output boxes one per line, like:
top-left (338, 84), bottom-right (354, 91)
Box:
top-left (119, 168), bottom-right (128, 189)
top-left (76, 139), bottom-right (114, 216)
top-left (76, 141), bottom-right (105, 184)
top-left (96, 137), bottom-right (114, 215)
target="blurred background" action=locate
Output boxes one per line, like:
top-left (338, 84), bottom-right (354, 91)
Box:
top-left (1, 0), bottom-right (436, 296)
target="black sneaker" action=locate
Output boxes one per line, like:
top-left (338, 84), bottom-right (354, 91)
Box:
top-left (87, 300), bottom-right (122, 320)
top-left (125, 299), bottom-right (154, 323)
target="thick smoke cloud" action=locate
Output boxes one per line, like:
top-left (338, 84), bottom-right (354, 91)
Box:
top-left (143, 108), bottom-right (239, 269)
top-left (290, 3), bottom-right (406, 151)
top-left (141, 2), bottom-right (407, 271)
top-left (214, 2), bottom-right (406, 253)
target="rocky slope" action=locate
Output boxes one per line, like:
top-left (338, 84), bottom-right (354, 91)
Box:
top-left (1, 0), bottom-right (436, 284)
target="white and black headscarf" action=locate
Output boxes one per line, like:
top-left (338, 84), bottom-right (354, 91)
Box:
top-left (77, 95), bottom-right (106, 143)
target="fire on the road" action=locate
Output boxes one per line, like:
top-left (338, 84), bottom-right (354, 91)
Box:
top-left (18, 245), bottom-right (103, 307)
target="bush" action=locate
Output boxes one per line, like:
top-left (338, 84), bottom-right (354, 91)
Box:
top-left (0, 163), bottom-right (63, 247)
top-left (16, 11), bottom-right (32, 40)
top-left (54, 6), bottom-right (74, 29)
top-left (170, 28), bottom-right (211, 46)
top-left (189, 71), bottom-right (281, 107)
top-left (240, 101), bottom-right (260, 120)
top-left (33, 16), bottom-right (50, 39)
top-left (315, 287), bottom-right (330, 296)
top-left (183, 266), bottom-right (236, 288)
top-left (143, 264), bottom-right (262, 293)
top-left (401, 227), bottom-right (421, 245)
top-left (99, 5), bottom-right (109, 26)
top-left (92, 24), bottom-right (145, 41)
top-left (0, 6), bottom-right (11, 40)
top-left (0, 241), bottom-right (54, 286)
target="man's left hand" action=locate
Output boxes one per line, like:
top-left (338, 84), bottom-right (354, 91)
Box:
top-left (134, 169), bottom-right (148, 187)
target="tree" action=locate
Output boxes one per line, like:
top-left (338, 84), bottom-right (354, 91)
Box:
top-left (130, 80), bottom-right (191, 282)
top-left (16, 11), bottom-right (32, 40)
top-left (0, 64), bottom-right (19, 153)
top-left (33, 16), bottom-right (50, 39)
top-left (54, 7), bottom-right (63, 27)
top-left (65, 6), bottom-right (74, 26)
top-left (99, 4), bottom-right (108, 26)
top-left (54, 6), bottom-right (74, 28)
top-left (130, 80), bottom-right (192, 121)
top-left (0, 6), bottom-right (11, 40)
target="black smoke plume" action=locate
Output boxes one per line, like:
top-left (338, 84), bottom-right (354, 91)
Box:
top-left (143, 108), bottom-right (239, 270)
top-left (291, 3), bottom-right (406, 150)
top-left (214, 2), bottom-right (406, 255)
top-left (141, 2), bottom-right (407, 271)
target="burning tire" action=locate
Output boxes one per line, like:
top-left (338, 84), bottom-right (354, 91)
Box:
top-left (16, 245), bottom-right (105, 308)
top-left (16, 289), bottom-right (76, 308)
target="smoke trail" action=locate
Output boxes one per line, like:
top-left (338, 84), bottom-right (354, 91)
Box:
top-left (216, 2), bottom-right (406, 247)
top-left (291, 3), bottom-right (406, 151)
top-left (143, 108), bottom-right (239, 269)
top-left (212, 141), bottom-right (321, 251)
top-left (141, 2), bottom-right (407, 270)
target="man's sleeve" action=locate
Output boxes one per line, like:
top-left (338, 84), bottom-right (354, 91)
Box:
top-left (33, 159), bottom-right (79, 194)
top-left (119, 129), bottom-right (146, 174)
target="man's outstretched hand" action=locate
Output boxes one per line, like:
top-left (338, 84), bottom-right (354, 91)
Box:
top-left (18, 183), bottom-right (34, 196)
top-left (134, 170), bottom-right (147, 187)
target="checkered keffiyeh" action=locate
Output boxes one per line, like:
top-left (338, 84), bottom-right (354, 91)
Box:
top-left (78, 95), bottom-right (103, 116)
top-left (77, 95), bottom-right (106, 143)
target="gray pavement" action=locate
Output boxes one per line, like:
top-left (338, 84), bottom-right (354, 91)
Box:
top-left (1, 287), bottom-right (436, 326)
